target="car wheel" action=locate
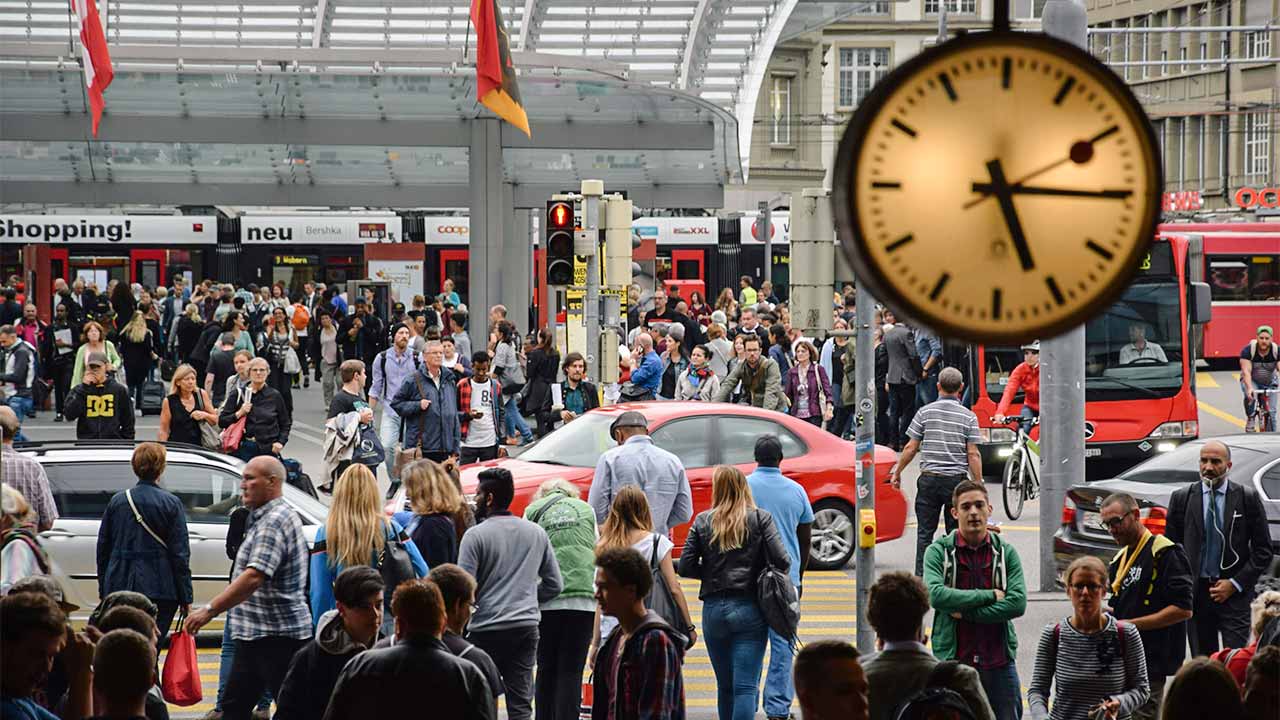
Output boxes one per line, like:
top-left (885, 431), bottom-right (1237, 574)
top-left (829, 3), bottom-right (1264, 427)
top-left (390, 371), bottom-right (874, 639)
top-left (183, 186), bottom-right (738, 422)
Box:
top-left (809, 499), bottom-right (856, 571)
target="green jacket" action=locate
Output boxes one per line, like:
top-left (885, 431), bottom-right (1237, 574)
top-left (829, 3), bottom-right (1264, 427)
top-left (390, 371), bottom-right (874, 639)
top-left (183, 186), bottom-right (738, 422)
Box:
top-left (922, 529), bottom-right (1027, 663)
top-left (524, 490), bottom-right (597, 602)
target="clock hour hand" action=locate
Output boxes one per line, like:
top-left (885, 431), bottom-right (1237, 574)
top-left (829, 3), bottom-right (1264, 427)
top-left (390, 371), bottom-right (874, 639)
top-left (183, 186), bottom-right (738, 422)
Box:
top-left (970, 183), bottom-right (1133, 200)
top-left (985, 159), bottom-right (1036, 272)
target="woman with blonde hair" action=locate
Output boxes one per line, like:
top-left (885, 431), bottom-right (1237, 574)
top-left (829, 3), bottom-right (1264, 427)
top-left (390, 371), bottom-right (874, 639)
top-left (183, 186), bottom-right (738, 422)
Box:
top-left (156, 363), bottom-right (217, 446)
top-left (71, 320), bottom-right (121, 387)
top-left (117, 310), bottom-right (157, 412)
top-left (174, 302), bottom-right (206, 366)
top-left (310, 464), bottom-right (427, 626)
top-left (678, 465), bottom-right (789, 720)
top-left (591, 486), bottom-right (696, 660)
top-left (1027, 555), bottom-right (1148, 720)
top-left (391, 459), bottom-right (464, 566)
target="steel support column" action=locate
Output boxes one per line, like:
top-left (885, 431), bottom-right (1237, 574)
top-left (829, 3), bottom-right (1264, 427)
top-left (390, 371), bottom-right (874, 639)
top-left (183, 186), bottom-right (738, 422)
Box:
top-left (469, 118), bottom-right (504, 355)
top-left (503, 203), bottom-right (533, 335)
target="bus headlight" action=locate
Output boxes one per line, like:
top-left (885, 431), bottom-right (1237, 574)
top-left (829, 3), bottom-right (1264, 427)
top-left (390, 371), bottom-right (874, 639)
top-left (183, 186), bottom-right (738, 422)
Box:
top-left (997, 447), bottom-right (1015, 458)
top-left (990, 428), bottom-right (1016, 443)
top-left (1149, 421), bottom-right (1194, 439)
top-left (1156, 442), bottom-right (1178, 453)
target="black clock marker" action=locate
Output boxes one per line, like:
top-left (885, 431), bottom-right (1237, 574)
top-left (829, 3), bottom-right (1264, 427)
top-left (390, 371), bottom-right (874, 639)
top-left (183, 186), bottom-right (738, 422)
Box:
top-left (1053, 77), bottom-right (1077, 105)
top-left (1045, 276), bottom-right (1066, 306)
top-left (871, 181), bottom-right (902, 189)
top-left (991, 288), bottom-right (1003, 319)
top-left (1086, 240), bottom-right (1114, 260)
top-left (891, 119), bottom-right (917, 137)
top-left (1001, 58), bottom-right (1012, 89)
top-left (938, 73), bottom-right (958, 101)
top-left (930, 273), bottom-right (951, 301)
top-left (886, 234), bottom-right (914, 253)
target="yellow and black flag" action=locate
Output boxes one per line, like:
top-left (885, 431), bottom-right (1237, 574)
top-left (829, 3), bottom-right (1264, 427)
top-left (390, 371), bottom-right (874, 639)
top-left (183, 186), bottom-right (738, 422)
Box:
top-left (470, 0), bottom-right (531, 137)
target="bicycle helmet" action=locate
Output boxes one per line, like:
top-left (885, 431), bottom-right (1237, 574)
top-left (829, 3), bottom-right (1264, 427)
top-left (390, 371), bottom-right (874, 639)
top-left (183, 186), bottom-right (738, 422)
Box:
top-left (1020, 340), bottom-right (1040, 352)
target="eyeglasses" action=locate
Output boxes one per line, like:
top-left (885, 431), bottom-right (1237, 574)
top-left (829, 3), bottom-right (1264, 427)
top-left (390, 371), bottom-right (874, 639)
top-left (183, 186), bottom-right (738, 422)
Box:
top-left (1070, 583), bottom-right (1104, 594)
top-left (1101, 516), bottom-right (1128, 530)
top-left (249, 368), bottom-right (269, 373)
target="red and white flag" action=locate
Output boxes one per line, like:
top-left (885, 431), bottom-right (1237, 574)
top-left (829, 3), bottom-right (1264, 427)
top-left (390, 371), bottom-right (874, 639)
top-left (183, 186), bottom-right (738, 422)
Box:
top-left (71, 0), bottom-right (113, 136)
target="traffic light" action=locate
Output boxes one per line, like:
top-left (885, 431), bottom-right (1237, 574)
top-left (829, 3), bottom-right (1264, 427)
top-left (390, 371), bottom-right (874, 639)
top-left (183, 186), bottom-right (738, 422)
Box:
top-left (546, 199), bottom-right (574, 286)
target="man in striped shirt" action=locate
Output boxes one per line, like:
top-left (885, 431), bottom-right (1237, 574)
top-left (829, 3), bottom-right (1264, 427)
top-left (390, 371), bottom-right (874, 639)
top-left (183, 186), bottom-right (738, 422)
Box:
top-left (888, 367), bottom-right (982, 576)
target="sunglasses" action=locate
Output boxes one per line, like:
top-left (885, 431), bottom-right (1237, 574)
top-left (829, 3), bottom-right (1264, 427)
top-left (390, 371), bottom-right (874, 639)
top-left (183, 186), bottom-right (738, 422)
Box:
top-left (1101, 516), bottom-right (1128, 530)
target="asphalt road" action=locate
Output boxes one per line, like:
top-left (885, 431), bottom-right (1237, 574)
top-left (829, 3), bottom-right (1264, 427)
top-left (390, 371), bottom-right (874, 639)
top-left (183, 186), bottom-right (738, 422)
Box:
top-left (21, 369), bottom-right (1251, 719)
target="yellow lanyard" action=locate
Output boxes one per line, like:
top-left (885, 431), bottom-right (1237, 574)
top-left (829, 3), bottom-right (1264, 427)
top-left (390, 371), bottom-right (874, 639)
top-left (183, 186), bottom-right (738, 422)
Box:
top-left (1111, 530), bottom-right (1153, 596)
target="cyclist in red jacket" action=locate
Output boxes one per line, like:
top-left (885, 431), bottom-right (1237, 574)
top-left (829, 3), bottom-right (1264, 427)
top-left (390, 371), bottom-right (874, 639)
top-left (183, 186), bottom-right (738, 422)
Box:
top-left (994, 341), bottom-right (1041, 434)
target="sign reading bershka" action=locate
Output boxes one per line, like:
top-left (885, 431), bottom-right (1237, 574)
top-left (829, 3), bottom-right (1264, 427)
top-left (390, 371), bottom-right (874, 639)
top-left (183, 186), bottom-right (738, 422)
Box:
top-left (241, 215), bottom-right (402, 244)
top-left (0, 215), bottom-right (216, 244)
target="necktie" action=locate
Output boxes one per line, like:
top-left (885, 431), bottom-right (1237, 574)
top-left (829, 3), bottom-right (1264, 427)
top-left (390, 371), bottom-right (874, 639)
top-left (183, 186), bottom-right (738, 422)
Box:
top-left (1201, 488), bottom-right (1222, 579)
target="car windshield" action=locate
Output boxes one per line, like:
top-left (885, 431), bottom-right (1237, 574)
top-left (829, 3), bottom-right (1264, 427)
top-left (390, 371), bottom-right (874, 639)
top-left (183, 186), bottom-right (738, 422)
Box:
top-left (1083, 280), bottom-right (1184, 400)
top-left (518, 413), bottom-right (617, 468)
top-left (1117, 441), bottom-right (1273, 484)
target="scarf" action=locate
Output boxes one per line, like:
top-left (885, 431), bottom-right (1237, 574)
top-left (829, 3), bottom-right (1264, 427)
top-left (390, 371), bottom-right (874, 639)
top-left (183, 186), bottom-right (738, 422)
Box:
top-left (740, 360), bottom-right (768, 400)
top-left (687, 365), bottom-right (713, 388)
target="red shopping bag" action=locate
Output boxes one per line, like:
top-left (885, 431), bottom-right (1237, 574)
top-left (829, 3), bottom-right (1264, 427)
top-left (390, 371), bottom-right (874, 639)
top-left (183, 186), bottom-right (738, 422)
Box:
top-left (161, 629), bottom-right (203, 706)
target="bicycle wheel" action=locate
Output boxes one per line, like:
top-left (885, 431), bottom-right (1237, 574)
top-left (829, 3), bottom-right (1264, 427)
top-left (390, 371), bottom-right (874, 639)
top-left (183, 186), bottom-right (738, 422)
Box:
top-left (1003, 448), bottom-right (1026, 520)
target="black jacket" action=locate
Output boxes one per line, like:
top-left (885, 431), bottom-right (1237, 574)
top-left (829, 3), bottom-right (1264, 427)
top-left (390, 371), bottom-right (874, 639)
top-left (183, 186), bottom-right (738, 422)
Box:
top-left (188, 321), bottom-right (223, 366)
top-left (522, 347), bottom-right (559, 414)
top-left (338, 313), bottom-right (382, 362)
top-left (322, 635), bottom-right (495, 720)
top-left (1167, 479), bottom-right (1273, 592)
top-left (64, 380), bottom-right (135, 439)
top-left (677, 508), bottom-right (790, 600)
top-left (275, 610), bottom-right (367, 720)
top-left (218, 383), bottom-right (292, 446)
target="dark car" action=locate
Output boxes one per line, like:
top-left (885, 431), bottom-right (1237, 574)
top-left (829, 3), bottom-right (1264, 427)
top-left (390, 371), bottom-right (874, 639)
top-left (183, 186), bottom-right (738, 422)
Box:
top-left (1054, 434), bottom-right (1280, 587)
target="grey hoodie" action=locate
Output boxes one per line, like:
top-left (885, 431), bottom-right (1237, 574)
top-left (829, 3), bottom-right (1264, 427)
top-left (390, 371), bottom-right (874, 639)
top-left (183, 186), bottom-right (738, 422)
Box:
top-left (275, 609), bottom-right (370, 720)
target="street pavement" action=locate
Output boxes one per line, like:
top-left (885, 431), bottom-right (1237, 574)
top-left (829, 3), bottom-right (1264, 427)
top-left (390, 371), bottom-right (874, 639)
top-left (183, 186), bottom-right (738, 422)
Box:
top-left (22, 369), bottom-right (1250, 719)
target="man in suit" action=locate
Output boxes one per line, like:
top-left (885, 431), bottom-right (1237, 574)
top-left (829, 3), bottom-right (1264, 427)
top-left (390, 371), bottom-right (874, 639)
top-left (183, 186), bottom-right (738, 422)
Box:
top-left (862, 571), bottom-right (993, 720)
top-left (1166, 440), bottom-right (1274, 656)
top-left (883, 322), bottom-right (921, 450)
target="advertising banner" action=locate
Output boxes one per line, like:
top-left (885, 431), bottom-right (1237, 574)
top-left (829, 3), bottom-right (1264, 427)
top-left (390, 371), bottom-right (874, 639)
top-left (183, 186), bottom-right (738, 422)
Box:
top-left (0, 215), bottom-right (216, 244)
top-left (629, 217), bottom-right (718, 245)
top-left (423, 217), bottom-right (471, 245)
top-left (368, 259), bottom-right (425, 304)
top-left (241, 215), bottom-right (402, 244)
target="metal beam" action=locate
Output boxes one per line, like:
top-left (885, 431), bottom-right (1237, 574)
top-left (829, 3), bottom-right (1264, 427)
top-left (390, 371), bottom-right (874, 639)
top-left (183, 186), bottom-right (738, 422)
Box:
top-left (519, 0), bottom-right (539, 51)
top-left (2, 114), bottom-right (717, 151)
top-left (735, 0), bottom-right (801, 180)
top-left (680, 0), bottom-right (717, 89)
top-left (311, 0), bottom-right (329, 48)
top-left (0, 181), bottom-right (725, 209)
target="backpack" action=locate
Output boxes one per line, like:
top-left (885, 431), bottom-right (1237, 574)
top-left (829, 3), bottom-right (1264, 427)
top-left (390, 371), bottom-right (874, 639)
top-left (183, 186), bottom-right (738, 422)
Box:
top-left (893, 687), bottom-right (978, 720)
top-left (290, 304), bottom-right (310, 331)
top-left (379, 350), bottom-right (422, 399)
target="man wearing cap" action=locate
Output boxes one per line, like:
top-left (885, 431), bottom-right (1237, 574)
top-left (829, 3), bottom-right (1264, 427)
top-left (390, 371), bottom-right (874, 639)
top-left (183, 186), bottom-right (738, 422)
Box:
top-left (589, 411), bottom-right (692, 535)
top-left (1241, 324), bottom-right (1278, 432)
top-left (994, 340), bottom-right (1041, 436)
top-left (63, 350), bottom-right (134, 440)
top-left (370, 323), bottom-right (422, 481)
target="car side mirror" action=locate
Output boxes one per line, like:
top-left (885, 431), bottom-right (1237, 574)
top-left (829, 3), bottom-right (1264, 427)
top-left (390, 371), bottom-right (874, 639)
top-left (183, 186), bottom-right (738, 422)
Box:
top-left (1189, 282), bottom-right (1212, 325)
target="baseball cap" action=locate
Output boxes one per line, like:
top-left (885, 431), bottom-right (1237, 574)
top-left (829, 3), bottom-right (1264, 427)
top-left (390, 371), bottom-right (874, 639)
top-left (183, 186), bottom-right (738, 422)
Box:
top-left (610, 411), bottom-right (648, 435)
top-left (86, 350), bottom-right (108, 367)
top-left (9, 575), bottom-right (79, 613)
top-left (88, 590), bottom-right (158, 627)
top-left (1259, 325), bottom-right (1274, 336)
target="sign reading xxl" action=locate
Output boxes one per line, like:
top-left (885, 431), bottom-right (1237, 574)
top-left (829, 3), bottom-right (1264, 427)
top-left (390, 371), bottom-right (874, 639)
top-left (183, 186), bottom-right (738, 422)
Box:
top-left (241, 215), bottom-right (402, 244)
top-left (0, 215), bottom-right (216, 244)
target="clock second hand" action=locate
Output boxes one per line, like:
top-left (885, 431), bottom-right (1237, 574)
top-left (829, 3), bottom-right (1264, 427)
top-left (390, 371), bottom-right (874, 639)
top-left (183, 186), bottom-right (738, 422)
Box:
top-left (963, 125), bottom-right (1121, 210)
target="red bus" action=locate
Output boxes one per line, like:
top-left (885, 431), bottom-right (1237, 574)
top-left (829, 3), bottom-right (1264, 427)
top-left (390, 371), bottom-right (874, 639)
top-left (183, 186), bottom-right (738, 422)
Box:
top-left (971, 234), bottom-right (1211, 480)
top-left (1157, 222), bottom-right (1280, 362)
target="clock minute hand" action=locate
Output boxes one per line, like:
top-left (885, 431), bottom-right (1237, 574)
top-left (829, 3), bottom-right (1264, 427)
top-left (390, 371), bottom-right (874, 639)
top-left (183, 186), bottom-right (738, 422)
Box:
top-left (963, 124), bottom-right (1122, 210)
top-left (985, 159), bottom-right (1036, 272)
top-left (970, 183), bottom-right (1133, 200)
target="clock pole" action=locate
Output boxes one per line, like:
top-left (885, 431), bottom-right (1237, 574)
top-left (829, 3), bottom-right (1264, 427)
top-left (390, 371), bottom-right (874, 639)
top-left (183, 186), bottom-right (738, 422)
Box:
top-left (1037, 0), bottom-right (1089, 593)
top-left (853, 282), bottom-right (876, 653)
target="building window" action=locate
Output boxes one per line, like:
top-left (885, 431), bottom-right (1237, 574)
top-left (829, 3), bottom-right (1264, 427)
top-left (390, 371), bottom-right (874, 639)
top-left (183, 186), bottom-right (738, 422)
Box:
top-left (770, 75), bottom-right (792, 146)
top-left (839, 47), bottom-right (890, 108)
top-left (1179, 46), bottom-right (1188, 72)
top-left (1244, 112), bottom-right (1272, 182)
top-left (1199, 40), bottom-right (1208, 68)
top-left (1245, 31), bottom-right (1271, 59)
top-left (1176, 117), bottom-right (1186, 188)
top-left (1160, 49), bottom-right (1168, 76)
top-left (851, 0), bottom-right (890, 14)
top-left (1139, 18), bottom-right (1150, 78)
top-left (924, 0), bottom-right (976, 14)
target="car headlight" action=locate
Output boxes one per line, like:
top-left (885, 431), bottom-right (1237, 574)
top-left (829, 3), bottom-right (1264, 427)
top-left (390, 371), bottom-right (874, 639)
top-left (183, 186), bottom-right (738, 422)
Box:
top-left (1149, 421), bottom-right (1196, 439)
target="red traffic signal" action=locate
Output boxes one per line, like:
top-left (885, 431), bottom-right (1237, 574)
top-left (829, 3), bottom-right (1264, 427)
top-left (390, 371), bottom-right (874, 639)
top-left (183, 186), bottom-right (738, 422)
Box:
top-left (547, 201), bottom-right (573, 230)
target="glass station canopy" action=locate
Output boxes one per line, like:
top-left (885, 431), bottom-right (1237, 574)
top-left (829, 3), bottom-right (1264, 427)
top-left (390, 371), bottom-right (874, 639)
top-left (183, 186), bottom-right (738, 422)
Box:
top-left (0, 0), bottom-right (809, 207)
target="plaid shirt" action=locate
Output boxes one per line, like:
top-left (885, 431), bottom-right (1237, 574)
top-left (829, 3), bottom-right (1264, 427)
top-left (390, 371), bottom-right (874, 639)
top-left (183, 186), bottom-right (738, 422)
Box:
top-left (0, 448), bottom-right (58, 530)
top-left (227, 497), bottom-right (311, 641)
top-left (457, 376), bottom-right (502, 439)
top-left (592, 613), bottom-right (686, 720)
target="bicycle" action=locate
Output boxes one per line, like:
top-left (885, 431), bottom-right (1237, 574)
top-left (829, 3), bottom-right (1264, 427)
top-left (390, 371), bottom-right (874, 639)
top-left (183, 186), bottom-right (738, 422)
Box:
top-left (1247, 387), bottom-right (1278, 433)
top-left (994, 416), bottom-right (1041, 520)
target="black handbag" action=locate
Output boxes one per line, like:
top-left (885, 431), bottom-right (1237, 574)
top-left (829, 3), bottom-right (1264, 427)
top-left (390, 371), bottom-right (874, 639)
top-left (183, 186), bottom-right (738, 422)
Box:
top-left (619, 382), bottom-right (654, 402)
top-left (645, 534), bottom-right (692, 650)
top-left (753, 511), bottom-right (800, 645)
top-left (375, 524), bottom-right (417, 612)
top-left (350, 421), bottom-right (386, 467)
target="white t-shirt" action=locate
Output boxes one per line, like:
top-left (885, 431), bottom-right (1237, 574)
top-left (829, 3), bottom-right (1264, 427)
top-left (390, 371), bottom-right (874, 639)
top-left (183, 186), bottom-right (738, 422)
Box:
top-left (464, 378), bottom-right (498, 448)
top-left (600, 532), bottom-right (673, 640)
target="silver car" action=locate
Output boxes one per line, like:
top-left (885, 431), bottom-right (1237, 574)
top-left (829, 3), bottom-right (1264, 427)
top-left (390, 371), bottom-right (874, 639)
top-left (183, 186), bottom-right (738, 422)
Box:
top-left (25, 441), bottom-right (328, 627)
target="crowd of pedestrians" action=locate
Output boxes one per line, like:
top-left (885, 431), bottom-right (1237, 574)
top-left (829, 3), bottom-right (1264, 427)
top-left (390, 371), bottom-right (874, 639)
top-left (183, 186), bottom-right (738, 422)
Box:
top-left (1, 272), bottom-right (1278, 720)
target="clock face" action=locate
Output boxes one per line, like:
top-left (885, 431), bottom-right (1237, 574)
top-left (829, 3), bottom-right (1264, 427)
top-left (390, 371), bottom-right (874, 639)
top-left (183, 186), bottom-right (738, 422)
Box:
top-left (833, 31), bottom-right (1162, 344)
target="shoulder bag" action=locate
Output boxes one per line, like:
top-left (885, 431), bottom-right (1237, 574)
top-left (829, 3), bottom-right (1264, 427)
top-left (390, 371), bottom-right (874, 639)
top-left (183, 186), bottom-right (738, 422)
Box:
top-left (529, 494), bottom-right (566, 525)
top-left (645, 534), bottom-right (693, 650)
top-left (220, 387), bottom-right (249, 452)
top-left (193, 392), bottom-right (222, 451)
top-left (754, 510), bottom-right (800, 645)
top-left (125, 489), bottom-right (167, 548)
top-left (375, 522), bottom-right (417, 606)
top-left (392, 375), bottom-right (428, 479)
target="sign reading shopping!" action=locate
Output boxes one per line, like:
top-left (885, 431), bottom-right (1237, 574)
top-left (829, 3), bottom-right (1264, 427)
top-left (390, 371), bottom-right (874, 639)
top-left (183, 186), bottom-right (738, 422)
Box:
top-left (240, 215), bottom-right (402, 244)
top-left (0, 215), bottom-right (216, 244)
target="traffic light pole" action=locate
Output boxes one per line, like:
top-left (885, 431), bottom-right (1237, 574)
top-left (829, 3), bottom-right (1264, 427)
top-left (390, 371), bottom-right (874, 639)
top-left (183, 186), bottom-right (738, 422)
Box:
top-left (853, 286), bottom-right (876, 654)
top-left (581, 180), bottom-right (604, 384)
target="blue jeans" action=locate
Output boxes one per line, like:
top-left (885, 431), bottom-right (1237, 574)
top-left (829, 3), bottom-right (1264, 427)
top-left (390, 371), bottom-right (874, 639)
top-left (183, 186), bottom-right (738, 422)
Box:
top-left (216, 622), bottom-right (271, 712)
top-left (977, 662), bottom-right (1023, 720)
top-left (233, 439), bottom-right (277, 463)
top-left (5, 396), bottom-right (31, 441)
top-left (377, 408), bottom-right (401, 479)
top-left (503, 393), bottom-right (533, 442)
top-left (1018, 405), bottom-right (1038, 436)
top-left (1242, 379), bottom-right (1278, 431)
top-left (702, 594), bottom-right (768, 720)
top-left (763, 627), bottom-right (795, 718)
top-left (916, 371), bottom-right (940, 408)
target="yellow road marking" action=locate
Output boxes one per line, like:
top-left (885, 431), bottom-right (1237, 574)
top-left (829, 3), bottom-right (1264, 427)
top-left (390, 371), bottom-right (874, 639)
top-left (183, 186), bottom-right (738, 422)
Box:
top-left (1198, 400), bottom-right (1246, 429)
top-left (1196, 372), bottom-right (1219, 388)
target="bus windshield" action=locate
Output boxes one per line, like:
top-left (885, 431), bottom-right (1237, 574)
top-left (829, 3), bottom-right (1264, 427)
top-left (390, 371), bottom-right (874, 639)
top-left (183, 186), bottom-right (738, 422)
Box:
top-left (1082, 280), bottom-right (1184, 399)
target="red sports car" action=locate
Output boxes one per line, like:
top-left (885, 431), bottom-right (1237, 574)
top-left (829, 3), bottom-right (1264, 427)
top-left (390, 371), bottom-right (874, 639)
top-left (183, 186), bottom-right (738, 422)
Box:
top-left (398, 401), bottom-right (907, 571)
